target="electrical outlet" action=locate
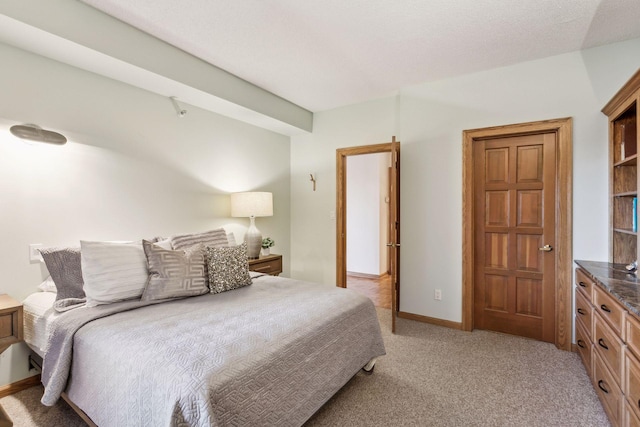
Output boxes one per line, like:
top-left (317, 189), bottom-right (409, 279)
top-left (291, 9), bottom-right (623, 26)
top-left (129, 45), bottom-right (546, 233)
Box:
top-left (29, 243), bottom-right (43, 263)
top-left (434, 289), bottom-right (442, 300)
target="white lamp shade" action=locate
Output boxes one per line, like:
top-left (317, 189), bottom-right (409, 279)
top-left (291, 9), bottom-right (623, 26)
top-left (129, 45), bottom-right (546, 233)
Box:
top-left (230, 192), bottom-right (273, 218)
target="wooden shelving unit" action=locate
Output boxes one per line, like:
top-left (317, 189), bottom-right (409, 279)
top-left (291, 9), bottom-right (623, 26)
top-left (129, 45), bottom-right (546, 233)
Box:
top-left (604, 69), bottom-right (640, 265)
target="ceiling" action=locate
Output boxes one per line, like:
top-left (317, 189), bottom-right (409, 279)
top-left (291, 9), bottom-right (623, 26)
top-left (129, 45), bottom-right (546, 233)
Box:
top-left (79, 0), bottom-right (640, 113)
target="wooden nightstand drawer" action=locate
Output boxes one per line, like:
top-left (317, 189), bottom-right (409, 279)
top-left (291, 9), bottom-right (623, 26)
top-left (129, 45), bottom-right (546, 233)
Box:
top-left (0, 294), bottom-right (22, 350)
top-left (248, 254), bottom-right (282, 276)
top-left (0, 314), bottom-right (13, 339)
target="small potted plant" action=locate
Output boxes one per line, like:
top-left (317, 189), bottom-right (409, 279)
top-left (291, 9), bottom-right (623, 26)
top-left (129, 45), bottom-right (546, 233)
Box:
top-left (261, 237), bottom-right (275, 256)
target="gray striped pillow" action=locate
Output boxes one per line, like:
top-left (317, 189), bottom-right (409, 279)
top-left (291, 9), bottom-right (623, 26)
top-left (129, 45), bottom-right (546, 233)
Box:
top-left (170, 228), bottom-right (228, 250)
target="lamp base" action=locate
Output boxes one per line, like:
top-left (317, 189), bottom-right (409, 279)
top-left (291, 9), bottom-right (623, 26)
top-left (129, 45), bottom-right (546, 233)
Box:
top-left (245, 216), bottom-right (262, 259)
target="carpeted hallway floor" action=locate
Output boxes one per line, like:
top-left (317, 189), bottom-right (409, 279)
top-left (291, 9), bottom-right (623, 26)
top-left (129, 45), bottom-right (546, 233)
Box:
top-left (1, 308), bottom-right (609, 426)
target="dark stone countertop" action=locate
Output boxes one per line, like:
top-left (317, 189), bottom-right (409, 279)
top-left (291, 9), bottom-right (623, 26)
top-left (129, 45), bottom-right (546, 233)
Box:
top-left (575, 260), bottom-right (640, 317)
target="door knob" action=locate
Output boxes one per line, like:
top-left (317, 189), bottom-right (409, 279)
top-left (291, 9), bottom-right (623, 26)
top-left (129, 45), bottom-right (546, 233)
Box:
top-left (539, 244), bottom-right (553, 252)
top-left (386, 243), bottom-right (401, 247)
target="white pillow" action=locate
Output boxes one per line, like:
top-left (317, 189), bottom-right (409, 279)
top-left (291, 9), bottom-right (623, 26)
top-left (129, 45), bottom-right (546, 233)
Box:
top-left (38, 276), bottom-right (57, 293)
top-left (80, 240), bottom-right (148, 307)
top-left (226, 232), bottom-right (237, 247)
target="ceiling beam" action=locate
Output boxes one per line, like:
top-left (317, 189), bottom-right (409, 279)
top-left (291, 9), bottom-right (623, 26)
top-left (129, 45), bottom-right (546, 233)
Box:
top-left (0, 0), bottom-right (313, 135)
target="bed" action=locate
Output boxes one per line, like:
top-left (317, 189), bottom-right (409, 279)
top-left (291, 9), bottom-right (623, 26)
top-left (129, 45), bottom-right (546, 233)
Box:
top-left (25, 272), bottom-right (385, 426)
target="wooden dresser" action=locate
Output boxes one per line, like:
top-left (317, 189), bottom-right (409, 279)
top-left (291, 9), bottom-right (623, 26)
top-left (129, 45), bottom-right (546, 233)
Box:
top-left (575, 261), bottom-right (640, 426)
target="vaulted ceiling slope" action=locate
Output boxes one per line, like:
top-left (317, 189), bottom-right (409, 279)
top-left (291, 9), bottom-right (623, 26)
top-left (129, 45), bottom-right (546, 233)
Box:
top-left (82, 0), bottom-right (640, 112)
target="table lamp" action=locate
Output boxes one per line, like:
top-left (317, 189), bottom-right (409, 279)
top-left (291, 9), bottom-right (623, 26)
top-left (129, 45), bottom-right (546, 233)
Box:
top-left (230, 192), bottom-right (273, 259)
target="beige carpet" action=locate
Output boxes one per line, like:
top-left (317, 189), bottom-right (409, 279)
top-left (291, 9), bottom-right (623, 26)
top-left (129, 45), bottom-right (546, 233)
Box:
top-left (1, 308), bottom-right (608, 426)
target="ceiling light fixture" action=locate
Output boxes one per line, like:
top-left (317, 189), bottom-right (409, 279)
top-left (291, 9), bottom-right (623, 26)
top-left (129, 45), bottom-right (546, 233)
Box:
top-left (9, 124), bottom-right (67, 145)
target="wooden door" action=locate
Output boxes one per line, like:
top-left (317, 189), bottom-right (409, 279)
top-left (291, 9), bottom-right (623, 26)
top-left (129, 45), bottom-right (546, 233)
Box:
top-left (473, 133), bottom-right (557, 342)
top-left (389, 139), bottom-right (400, 333)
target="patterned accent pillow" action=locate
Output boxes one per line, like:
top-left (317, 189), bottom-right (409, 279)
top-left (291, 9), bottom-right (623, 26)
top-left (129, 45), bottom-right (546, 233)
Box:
top-left (40, 247), bottom-right (85, 301)
top-left (206, 242), bottom-right (252, 294)
top-left (141, 240), bottom-right (209, 301)
top-left (81, 240), bottom-right (149, 307)
top-left (170, 228), bottom-right (228, 250)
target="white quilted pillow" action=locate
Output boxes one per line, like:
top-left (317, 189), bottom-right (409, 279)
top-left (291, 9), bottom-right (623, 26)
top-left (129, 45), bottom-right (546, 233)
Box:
top-left (81, 240), bottom-right (148, 307)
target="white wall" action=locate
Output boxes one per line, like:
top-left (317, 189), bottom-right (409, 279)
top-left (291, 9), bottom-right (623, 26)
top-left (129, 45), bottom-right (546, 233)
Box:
top-left (346, 152), bottom-right (389, 275)
top-left (290, 97), bottom-right (397, 284)
top-left (0, 43), bottom-right (291, 386)
top-left (290, 37), bottom-right (640, 323)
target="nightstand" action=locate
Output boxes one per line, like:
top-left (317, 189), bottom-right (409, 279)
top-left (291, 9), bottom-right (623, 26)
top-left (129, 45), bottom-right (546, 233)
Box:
top-left (248, 254), bottom-right (282, 276)
top-left (0, 294), bottom-right (23, 427)
top-left (0, 295), bottom-right (22, 354)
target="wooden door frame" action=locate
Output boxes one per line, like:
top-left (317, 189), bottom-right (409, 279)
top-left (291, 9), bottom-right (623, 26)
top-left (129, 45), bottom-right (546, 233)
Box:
top-left (462, 117), bottom-right (573, 351)
top-left (336, 142), bottom-right (395, 288)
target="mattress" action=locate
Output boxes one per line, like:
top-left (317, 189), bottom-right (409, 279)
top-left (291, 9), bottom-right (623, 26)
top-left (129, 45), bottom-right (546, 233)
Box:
top-left (22, 292), bottom-right (58, 357)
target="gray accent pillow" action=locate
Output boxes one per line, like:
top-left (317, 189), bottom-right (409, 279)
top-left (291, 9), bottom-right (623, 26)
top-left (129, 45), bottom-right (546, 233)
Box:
top-left (142, 240), bottom-right (209, 301)
top-left (206, 242), bottom-right (252, 294)
top-left (40, 247), bottom-right (85, 301)
top-left (170, 228), bottom-right (228, 250)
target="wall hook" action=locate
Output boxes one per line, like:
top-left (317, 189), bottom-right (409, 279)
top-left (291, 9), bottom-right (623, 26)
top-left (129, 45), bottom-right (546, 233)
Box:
top-left (310, 173), bottom-right (316, 191)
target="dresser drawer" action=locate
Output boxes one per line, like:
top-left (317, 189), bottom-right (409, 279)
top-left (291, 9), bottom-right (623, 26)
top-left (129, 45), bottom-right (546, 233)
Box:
top-left (576, 317), bottom-right (593, 377)
top-left (595, 285), bottom-right (627, 339)
top-left (576, 268), bottom-right (595, 303)
top-left (594, 350), bottom-right (624, 427)
top-left (595, 311), bottom-right (625, 387)
top-left (625, 348), bottom-right (640, 422)
top-left (627, 314), bottom-right (640, 360)
top-left (626, 399), bottom-right (640, 427)
top-left (575, 288), bottom-right (593, 337)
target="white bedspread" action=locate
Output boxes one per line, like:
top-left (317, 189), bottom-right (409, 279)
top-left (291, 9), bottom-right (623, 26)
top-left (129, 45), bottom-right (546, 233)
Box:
top-left (42, 274), bottom-right (386, 426)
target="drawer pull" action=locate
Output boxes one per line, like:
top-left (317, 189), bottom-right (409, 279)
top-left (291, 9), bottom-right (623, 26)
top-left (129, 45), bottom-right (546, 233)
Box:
top-left (598, 380), bottom-right (609, 394)
top-left (600, 304), bottom-right (611, 313)
top-left (578, 281), bottom-right (587, 288)
top-left (577, 339), bottom-right (586, 349)
top-left (598, 338), bottom-right (609, 350)
top-left (577, 308), bottom-right (586, 315)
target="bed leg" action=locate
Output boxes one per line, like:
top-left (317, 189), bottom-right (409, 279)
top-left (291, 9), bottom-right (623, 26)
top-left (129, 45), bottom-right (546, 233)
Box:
top-left (362, 358), bottom-right (376, 374)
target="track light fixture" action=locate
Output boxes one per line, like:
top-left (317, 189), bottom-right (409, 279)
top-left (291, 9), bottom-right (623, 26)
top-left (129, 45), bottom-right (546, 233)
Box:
top-left (170, 96), bottom-right (187, 118)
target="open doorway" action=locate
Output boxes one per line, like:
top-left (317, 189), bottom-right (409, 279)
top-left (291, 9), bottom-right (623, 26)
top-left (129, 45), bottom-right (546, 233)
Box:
top-left (336, 139), bottom-right (400, 332)
top-left (345, 152), bottom-right (392, 309)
